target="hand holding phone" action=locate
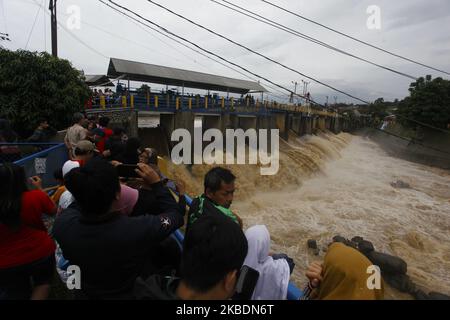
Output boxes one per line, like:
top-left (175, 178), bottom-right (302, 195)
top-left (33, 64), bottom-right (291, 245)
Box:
top-left (135, 163), bottom-right (161, 185)
top-left (116, 164), bottom-right (140, 178)
top-left (29, 176), bottom-right (42, 190)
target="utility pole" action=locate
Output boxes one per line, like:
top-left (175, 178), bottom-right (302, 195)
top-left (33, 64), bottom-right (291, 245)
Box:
top-left (291, 81), bottom-right (298, 104)
top-left (326, 96), bottom-right (329, 106)
top-left (334, 96), bottom-right (338, 106)
top-left (301, 80), bottom-right (310, 105)
top-left (49, 0), bottom-right (58, 57)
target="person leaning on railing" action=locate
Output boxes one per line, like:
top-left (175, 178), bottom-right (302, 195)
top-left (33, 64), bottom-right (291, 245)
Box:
top-left (26, 119), bottom-right (57, 145)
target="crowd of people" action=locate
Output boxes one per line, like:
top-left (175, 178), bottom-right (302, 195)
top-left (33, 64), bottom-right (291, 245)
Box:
top-left (0, 112), bottom-right (385, 300)
top-left (0, 118), bottom-right (58, 163)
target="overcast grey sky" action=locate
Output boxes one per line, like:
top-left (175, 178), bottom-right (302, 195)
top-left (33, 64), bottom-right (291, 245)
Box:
top-left (1, 0), bottom-right (450, 104)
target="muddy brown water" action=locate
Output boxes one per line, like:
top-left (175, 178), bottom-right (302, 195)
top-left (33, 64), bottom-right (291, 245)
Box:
top-left (166, 131), bottom-right (450, 299)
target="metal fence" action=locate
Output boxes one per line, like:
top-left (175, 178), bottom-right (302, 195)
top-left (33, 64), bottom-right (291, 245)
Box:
top-left (12, 143), bottom-right (68, 189)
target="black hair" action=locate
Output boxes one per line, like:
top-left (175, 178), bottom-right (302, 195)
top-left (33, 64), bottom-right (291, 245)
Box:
top-left (113, 127), bottom-right (125, 136)
top-left (140, 148), bottom-right (158, 165)
top-left (98, 116), bottom-right (110, 128)
top-left (0, 163), bottom-right (28, 229)
top-left (87, 115), bottom-right (97, 122)
top-left (64, 159), bottom-right (120, 217)
top-left (72, 113), bottom-right (84, 124)
top-left (37, 118), bottom-right (48, 125)
top-left (181, 214), bottom-right (248, 293)
top-left (73, 147), bottom-right (93, 157)
top-left (204, 167), bottom-right (236, 193)
top-left (121, 137), bottom-right (141, 164)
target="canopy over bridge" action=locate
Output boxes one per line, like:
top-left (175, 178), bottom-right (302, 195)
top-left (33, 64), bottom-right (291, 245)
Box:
top-left (84, 74), bottom-right (115, 87)
top-left (107, 57), bottom-right (267, 94)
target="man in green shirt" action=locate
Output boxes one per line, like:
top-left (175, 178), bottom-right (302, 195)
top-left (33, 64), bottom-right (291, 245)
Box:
top-left (187, 167), bottom-right (243, 230)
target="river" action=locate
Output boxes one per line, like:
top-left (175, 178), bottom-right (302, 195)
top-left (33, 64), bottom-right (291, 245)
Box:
top-left (168, 131), bottom-right (450, 299)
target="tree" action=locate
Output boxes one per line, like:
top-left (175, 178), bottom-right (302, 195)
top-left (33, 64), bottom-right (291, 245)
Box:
top-left (359, 97), bottom-right (392, 119)
top-left (396, 75), bottom-right (450, 129)
top-left (136, 84), bottom-right (150, 95)
top-left (0, 49), bottom-right (91, 138)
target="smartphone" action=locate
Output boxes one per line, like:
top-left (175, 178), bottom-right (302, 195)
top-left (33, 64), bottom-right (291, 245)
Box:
top-left (116, 164), bottom-right (140, 178)
top-left (233, 265), bottom-right (260, 300)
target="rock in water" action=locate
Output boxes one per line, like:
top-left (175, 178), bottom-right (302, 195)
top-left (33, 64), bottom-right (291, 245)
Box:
top-left (307, 239), bottom-right (318, 249)
top-left (390, 180), bottom-right (410, 189)
top-left (332, 235), bottom-right (357, 249)
top-left (428, 292), bottom-right (450, 300)
top-left (384, 274), bottom-right (416, 293)
top-left (332, 235), bottom-right (347, 244)
top-left (358, 240), bottom-right (375, 255)
top-left (366, 251), bottom-right (408, 275)
top-left (351, 236), bottom-right (364, 244)
top-left (413, 289), bottom-right (430, 300)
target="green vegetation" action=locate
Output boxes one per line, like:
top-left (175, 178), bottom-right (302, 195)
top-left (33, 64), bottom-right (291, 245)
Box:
top-left (0, 49), bottom-right (91, 138)
top-left (396, 75), bottom-right (450, 129)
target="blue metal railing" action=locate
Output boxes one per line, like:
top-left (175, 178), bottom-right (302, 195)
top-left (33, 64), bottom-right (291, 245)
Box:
top-left (13, 143), bottom-right (68, 189)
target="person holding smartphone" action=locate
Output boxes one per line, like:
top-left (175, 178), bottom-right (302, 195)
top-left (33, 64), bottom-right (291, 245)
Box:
top-left (53, 159), bottom-right (185, 299)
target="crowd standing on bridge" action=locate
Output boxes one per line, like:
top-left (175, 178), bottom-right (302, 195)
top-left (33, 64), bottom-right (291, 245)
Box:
top-left (0, 112), bottom-right (385, 300)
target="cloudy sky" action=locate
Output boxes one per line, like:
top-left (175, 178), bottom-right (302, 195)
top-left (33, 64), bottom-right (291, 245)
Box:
top-left (1, 0), bottom-right (450, 104)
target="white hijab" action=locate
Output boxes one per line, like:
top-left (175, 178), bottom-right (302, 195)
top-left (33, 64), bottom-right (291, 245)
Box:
top-left (243, 225), bottom-right (290, 300)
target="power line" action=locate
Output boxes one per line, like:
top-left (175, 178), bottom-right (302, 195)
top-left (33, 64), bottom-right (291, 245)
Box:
top-left (31, 0), bottom-right (108, 58)
top-left (260, 0), bottom-right (450, 77)
top-left (99, 0), bottom-right (288, 99)
top-left (99, 1), bottom-right (261, 85)
top-left (374, 127), bottom-right (450, 155)
top-left (62, 10), bottom-right (195, 67)
top-left (104, 0), bottom-right (325, 107)
top-left (211, 0), bottom-right (417, 80)
top-left (394, 114), bottom-right (450, 134)
top-left (144, 0), bottom-right (370, 104)
top-left (25, 0), bottom-right (43, 49)
top-left (26, 0), bottom-right (201, 67)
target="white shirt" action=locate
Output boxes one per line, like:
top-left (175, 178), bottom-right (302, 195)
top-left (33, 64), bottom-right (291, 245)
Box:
top-left (58, 190), bottom-right (75, 211)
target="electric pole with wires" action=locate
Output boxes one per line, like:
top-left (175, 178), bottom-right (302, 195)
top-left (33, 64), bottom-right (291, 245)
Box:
top-left (49, 0), bottom-right (57, 57)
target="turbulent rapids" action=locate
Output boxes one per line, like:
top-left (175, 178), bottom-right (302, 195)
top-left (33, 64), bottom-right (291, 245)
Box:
top-left (166, 131), bottom-right (450, 299)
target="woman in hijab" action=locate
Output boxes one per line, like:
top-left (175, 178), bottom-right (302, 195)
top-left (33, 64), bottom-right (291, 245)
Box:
top-left (304, 242), bottom-right (384, 300)
top-left (243, 225), bottom-right (293, 300)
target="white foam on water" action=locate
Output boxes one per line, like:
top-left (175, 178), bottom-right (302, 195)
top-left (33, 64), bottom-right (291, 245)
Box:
top-left (166, 131), bottom-right (450, 299)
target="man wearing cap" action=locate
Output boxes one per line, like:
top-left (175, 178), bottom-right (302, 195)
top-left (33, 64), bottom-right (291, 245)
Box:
top-left (58, 140), bottom-right (97, 211)
top-left (72, 140), bottom-right (99, 165)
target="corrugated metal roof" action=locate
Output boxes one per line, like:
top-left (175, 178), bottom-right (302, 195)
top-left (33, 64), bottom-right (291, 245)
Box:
top-left (84, 75), bottom-right (114, 87)
top-left (107, 58), bottom-right (266, 94)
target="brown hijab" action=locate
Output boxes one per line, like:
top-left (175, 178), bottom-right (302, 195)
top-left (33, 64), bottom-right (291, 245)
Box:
top-left (313, 242), bottom-right (384, 300)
